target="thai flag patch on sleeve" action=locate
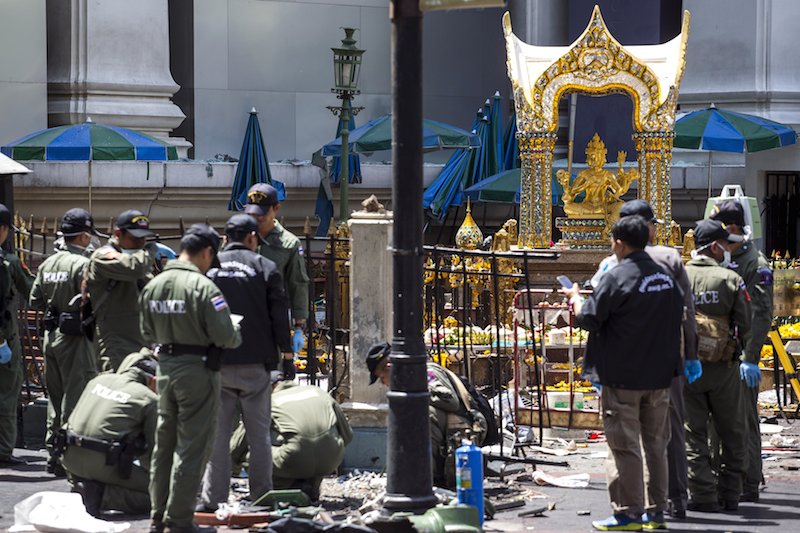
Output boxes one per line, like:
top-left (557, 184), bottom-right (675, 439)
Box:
top-left (211, 295), bottom-right (228, 312)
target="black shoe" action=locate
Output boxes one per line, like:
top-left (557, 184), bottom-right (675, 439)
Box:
top-left (687, 500), bottom-right (720, 513)
top-left (150, 520), bottom-right (165, 533)
top-left (668, 500), bottom-right (686, 519)
top-left (719, 499), bottom-right (739, 511)
top-left (194, 502), bottom-right (217, 513)
top-left (740, 491), bottom-right (760, 503)
top-left (0, 455), bottom-right (27, 466)
top-left (46, 460), bottom-right (67, 478)
top-left (72, 479), bottom-right (105, 517)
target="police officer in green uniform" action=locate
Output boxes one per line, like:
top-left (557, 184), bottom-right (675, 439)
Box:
top-left (268, 381), bottom-right (352, 501)
top-left (0, 204), bottom-right (33, 466)
top-left (139, 223), bottom-right (241, 533)
top-left (244, 184), bottom-right (309, 352)
top-left (684, 219), bottom-right (751, 512)
top-left (61, 349), bottom-right (159, 516)
top-left (709, 200), bottom-right (772, 502)
top-left (30, 209), bottom-right (102, 475)
top-left (87, 210), bottom-right (157, 372)
top-left (366, 342), bottom-right (487, 488)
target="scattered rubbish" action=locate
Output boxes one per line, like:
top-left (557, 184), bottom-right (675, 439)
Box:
top-left (769, 434), bottom-right (800, 448)
top-left (518, 504), bottom-right (549, 517)
top-left (532, 472), bottom-right (590, 488)
top-left (493, 499), bottom-right (526, 511)
top-left (10, 492), bottom-right (130, 533)
top-left (760, 423), bottom-right (784, 435)
top-left (576, 510), bottom-right (591, 516)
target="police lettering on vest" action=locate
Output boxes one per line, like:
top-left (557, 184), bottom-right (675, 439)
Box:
top-left (148, 299), bottom-right (187, 314)
top-left (91, 382), bottom-right (131, 404)
top-left (43, 271), bottom-right (69, 283)
top-left (694, 290), bottom-right (720, 305)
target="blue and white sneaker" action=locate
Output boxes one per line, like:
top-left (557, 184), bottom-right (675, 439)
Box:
top-left (642, 511), bottom-right (667, 530)
top-left (592, 514), bottom-right (643, 531)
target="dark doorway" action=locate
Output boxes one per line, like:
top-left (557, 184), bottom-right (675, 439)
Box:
top-left (764, 172), bottom-right (800, 257)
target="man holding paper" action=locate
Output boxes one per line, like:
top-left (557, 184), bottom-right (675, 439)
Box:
top-left (199, 213), bottom-right (292, 511)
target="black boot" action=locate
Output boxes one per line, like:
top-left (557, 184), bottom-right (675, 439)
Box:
top-left (72, 478), bottom-right (105, 517)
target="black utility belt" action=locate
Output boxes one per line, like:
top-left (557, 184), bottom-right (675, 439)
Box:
top-left (158, 343), bottom-right (223, 371)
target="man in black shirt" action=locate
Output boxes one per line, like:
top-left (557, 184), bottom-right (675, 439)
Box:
top-left (199, 214), bottom-right (292, 510)
top-left (565, 216), bottom-right (683, 531)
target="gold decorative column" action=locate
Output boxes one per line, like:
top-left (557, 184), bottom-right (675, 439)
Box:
top-left (634, 131), bottom-right (675, 244)
top-left (518, 132), bottom-right (557, 248)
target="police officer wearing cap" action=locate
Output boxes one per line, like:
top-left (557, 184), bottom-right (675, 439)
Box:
top-left (365, 342), bottom-right (487, 488)
top-left (614, 200), bottom-right (701, 518)
top-left (709, 200), bottom-right (772, 502)
top-left (0, 203), bottom-right (33, 467)
top-left (88, 209), bottom-right (159, 372)
top-left (60, 348), bottom-right (159, 516)
top-left (139, 223), bottom-right (241, 533)
top-left (30, 208), bottom-right (103, 475)
top-left (684, 219), bottom-right (751, 512)
top-left (244, 183), bottom-right (310, 355)
top-left (199, 213), bottom-right (292, 510)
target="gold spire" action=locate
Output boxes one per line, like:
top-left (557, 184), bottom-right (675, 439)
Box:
top-left (455, 199), bottom-right (483, 250)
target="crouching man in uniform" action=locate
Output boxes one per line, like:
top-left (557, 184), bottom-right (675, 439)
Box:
top-left (269, 381), bottom-right (353, 501)
top-left (366, 342), bottom-right (488, 488)
top-left (59, 349), bottom-right (159, 516)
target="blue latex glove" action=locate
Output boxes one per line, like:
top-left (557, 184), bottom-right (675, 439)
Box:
top-left (592, 382), bottom-right (602, 394)
top-left (292, 328), bottom-right (305, 353)
top-left (739, 361), bottom-right (762, 389)
top-left (0, 341), bottom-right (11, 365)
top-left (684, 359), bottom-right (703, 384)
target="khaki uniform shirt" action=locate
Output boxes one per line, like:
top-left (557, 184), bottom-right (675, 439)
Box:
top-left (257, 221), bottom-right (309, 321)
top-left (87, 238), bottom-right (154, 354)
top-left (686, 255), bottom-right (751, 353)
top-left (138, 260), bottom-right (241, 350)
top-left (731, 243), bottom-right (774, 364)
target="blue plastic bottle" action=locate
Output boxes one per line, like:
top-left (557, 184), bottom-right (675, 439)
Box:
top-left (456, 437), bottom-right (484, 525)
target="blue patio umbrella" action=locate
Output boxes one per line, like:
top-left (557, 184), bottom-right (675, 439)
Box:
top-left (330, 112), bottom-right (362, 185)
top-left (502, 108), bottom-right (520, 171)
top-left (674, 105), bottom-right (797, 196)
top-left (321, 114), bottom-right (480, 156)
top-left (228, 108), bottom-right (285, 211)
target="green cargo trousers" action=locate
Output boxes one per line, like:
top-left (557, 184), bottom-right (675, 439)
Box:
top-left (741, 382), bottom-right (762, 494)
top-left (149, 355), bottom-right (220, 527)
top-left (684, 361), bottom-right (745, 503)
top-left (62, 445), bottom-right (150, 514)
top-left (0, 335), bottom-right (22, 458)
top-left (43, 332), bottom-right (97, 458)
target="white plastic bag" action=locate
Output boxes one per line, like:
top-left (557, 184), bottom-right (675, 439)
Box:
top-left (9, 492), bottom-right (129, 533)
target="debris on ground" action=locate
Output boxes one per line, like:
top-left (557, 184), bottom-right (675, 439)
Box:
top-left (532, 472), bottom-right (590, 488)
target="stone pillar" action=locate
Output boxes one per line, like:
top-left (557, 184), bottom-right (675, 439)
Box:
top-left (347, 209), bottom-right (394, 404)
top-left (46, 0), bottom-right (190, 155)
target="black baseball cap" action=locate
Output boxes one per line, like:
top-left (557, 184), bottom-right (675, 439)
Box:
top-left (619, 199), bottom-right (664, 224)
top-left (61, 208), bottom-right (104, 237)
top-left (225, 213), bottom-right (265, 245)
top-left (366, 342), bottom-right (391, 385)
top-left (694, 219), bottom-right (745, 247)
top-left (709, 200), bottom-right (746, 228)
top-left (182, 223), bottom-right (221, 253)
top-left (116, 210), bottom-right (154, 238)
top-left (0, 204), bottom-right (12, 228)
top-left (244, 183), bottom-right (279, 216)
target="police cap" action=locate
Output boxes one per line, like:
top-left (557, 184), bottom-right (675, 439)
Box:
top-left (0, 204), bottom-right (12, 228)
top-left (709, 200), bottom-right (746, 228)
top-left (694, 219), bottom-right (745, 247)
top-left (366, 342), bottom-right (391, 385)
top-left (116, 210), bottom-right (154, 238)
top-left (61, 208), bottom-right (104, 237)
top-left (619, 199), bottom-right (664, 224)
top-left (244, 183), bottom-right (279, 216)
top-left (225, 213), bottom-right (265, 245)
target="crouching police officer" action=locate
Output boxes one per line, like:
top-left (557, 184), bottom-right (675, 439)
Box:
top-left (139, 223), bottom-right (241, 533)
top-left (366, 342), bottom-right (488, 488)
top-left (684, 219), bottom-right (751, 512)
top-left (59, 349), bottom-right (158, 516)
top-left (269, 381), bottom-right (352, 501)
top-left (30, 208), bottom-right (102, 475)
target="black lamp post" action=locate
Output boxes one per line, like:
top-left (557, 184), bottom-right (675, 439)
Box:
top-left (327, 28), bottom-right (365, 223)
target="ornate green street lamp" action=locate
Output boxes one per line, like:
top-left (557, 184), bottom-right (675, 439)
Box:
top-left (327, 28), bottom-right (365, 222)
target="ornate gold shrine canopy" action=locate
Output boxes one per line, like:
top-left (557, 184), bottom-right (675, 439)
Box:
top-left (503, 5), bottom-right (690, 247)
